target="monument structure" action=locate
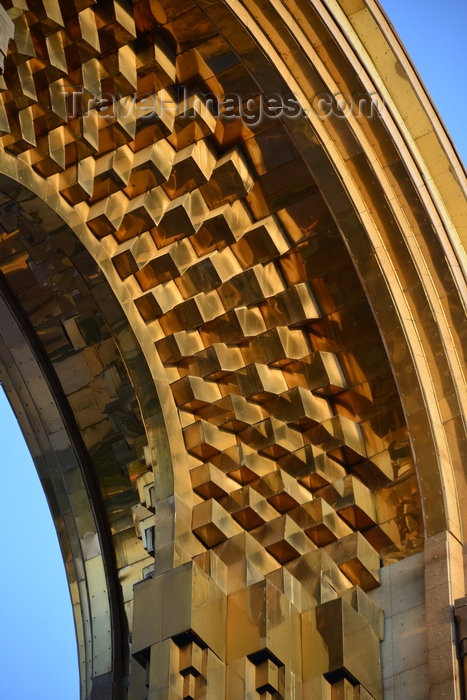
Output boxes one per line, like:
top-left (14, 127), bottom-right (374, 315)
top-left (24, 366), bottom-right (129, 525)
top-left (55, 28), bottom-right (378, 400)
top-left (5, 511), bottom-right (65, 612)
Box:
top-left (0, 0), bottom-right (466, 698)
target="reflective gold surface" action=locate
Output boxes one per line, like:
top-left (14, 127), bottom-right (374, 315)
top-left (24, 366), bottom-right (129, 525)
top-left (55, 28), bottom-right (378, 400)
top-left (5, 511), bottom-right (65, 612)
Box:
top-left (0, 0), bottom-right (466, 698)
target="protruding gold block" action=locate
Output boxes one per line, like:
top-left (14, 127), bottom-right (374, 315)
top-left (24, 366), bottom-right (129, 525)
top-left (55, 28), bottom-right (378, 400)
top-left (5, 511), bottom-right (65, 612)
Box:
top-left (0, 8), bottom-right (14, 71)
top-left (136, 33), bottom-right (176, 93)
top-left (87, 191), bottom-right (126, 237)
top-left (286, 550), bottom-right (350, 610)
top-left (284, 351), bottom-right (347, 396)
top-left (126, 140), bottom-right (175, 197)
top-left (217, 263), bottom-right (284, 312)
top-left (182, 672), bottom-right (196, 699)
top-left (94, 0), bottom-right (136, 46)
top-left (172, 375), bottom-right (222, 412)
top-left (98, 96), bottom-right (136, 152)
top-left (232, 215), bottom-right (289, 269)
top-left (48, 82), bottom-right (68, 126)
top-left (62, 109), bottom-right (99, 163)
top-left (159, 292), bottom-right (224, 333)
top-left (341, 587), bottom-right (384, 641)
top-left (112, 249), bottom-right (138, 279)
top-left (59, 157), bottom-right (95, 204)
top-left (331, 678), bottom-right (359, 700)
top-left (175, 256), bottom-right (221, 297)
top-left (192, 200), bottom-right (251, 255)
top-left (319, 475), bottom-right (377, 531)
top-left (11, 14), bottom-right (35, 63)
top-left (227, 579), bottom-right (301, 675)
top-left (154, 191), bottom-right (208, 248)
top-left (278, 444), bottom-right (346, 492)
top-left (241, 326), bottom-right (310, 368)
top-left (261, 282), bottom-right (320, 328)
top-left (255, 658), bottom-right (279, 693)
top-left (133, 90), bottom-right (176, 148)
top-left (200, 147), bottom-right (253, 209)
top-left (183, 419), bottom-right (236, 460)
top-left (192, 550), bottom-right (229, 596)
top-left (364, 515), bottom-right (411, 558)
top-left (135, 238), bottom-right (196, 290)
top-left (136, 562), bottom-right (226, 661)
top-left (226, 486), bottom-right (277, 531)
top-left (215, 532), bottom-right (278, 580)
top-left (164, 140), bottom-right (217, 199)
top-left (100, 44), bottom-right (137, 95)
top-left (169, 93), bottom-right (217, 150)
top-left (202, 307), bottom-right (266, 345)
top-left (179, 641), bottom-right (204, 677)
top-left (310, 414), bottom-right (366, 466)
top-left (190, 463), bottom-right (238, 501)
top-left (252, 470), bottom-right (311, 512)
top-left (32, 130), bottom-right (66, 177)
top-left (225, 656), bottom-right (255, 700)
top-left (176, 41), bottom-right (219, 84)
top-left (289, 498), bottom-right (352, 547)
top-left (148, 639), bottom-right (184, 697)
top-left (197, 394), bottom-right (264, 432)
top-left (135, 292), bottom-right (163, 321)
top-left (235, 364), bottom-right (288, 402)
top-left (132, 576), bottom-right (163, 659)
top-left (210, 444), bottom-right (271, 485)
top-left (136, 250), bottom-right (181, 289)
top-left (351, 451), bottom-right (393, 490)
top-left (239, 417), bottom-right (303, 459)
top-left (324, 532), bottom-right (380, 591)
top-left (92, 146), bottom-right (133, 200)
top-left (192, 498), bottom-right (242, 548)
top-left (301, 597), bottom-right (381, 697)
top-left (194, 344), bottom-right (244, 380)
top-left (156, 330), bottom-right (204, 364)
top-left (280, 386), bottom-right (333, 430)
top-left (299, 676), bottom-right (332, 700)
top-left (177, 248), bottom-right (242, 299)
top-left (117, 188), bottom-right (169, 242)
top-left (61, 10), bottom-right (99, 68)
top-left (3, 105), bottom-right (36, 154)
top-left (251, 514), bottom-right (315, 564)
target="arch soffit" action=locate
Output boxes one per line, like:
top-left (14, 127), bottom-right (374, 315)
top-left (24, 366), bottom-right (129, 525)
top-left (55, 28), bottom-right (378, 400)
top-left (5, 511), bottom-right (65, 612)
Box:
top-left (0, 0), bottom-right (465, 541)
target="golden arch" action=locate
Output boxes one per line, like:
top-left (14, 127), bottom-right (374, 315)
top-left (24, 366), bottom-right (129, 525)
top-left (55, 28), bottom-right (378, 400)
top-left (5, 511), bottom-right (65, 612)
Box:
top-left (0, 1), bottom-right (466, 698)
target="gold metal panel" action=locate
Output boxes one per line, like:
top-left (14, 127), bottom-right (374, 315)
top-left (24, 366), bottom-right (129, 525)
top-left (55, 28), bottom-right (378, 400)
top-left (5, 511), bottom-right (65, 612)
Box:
top-left (84, 555), bottom-right (113, 678)
top-left (324, 532), bottom-right (380, 591)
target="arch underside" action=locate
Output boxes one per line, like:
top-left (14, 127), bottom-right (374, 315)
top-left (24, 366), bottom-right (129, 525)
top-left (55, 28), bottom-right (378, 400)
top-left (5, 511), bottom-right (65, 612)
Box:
top-left (0, 0), bottom-right (466, 699)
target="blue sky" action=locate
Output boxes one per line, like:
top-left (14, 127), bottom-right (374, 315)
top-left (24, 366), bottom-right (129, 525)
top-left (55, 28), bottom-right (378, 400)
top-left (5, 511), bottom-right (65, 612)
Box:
top-left (0, 3), bottom-right (465, 699)
top-left (381, 0), bottom-right (466, 167)
top-left (0, 389), bottom-right (80, 699)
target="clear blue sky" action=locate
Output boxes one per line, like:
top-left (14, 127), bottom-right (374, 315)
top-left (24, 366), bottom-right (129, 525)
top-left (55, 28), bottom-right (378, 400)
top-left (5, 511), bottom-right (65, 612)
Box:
top-left (0, 3), bottom-right (465, 700)
top-left (381, 0), bottom-right (466, 167)
top-left (0, 389), bottom-right (80, 700)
